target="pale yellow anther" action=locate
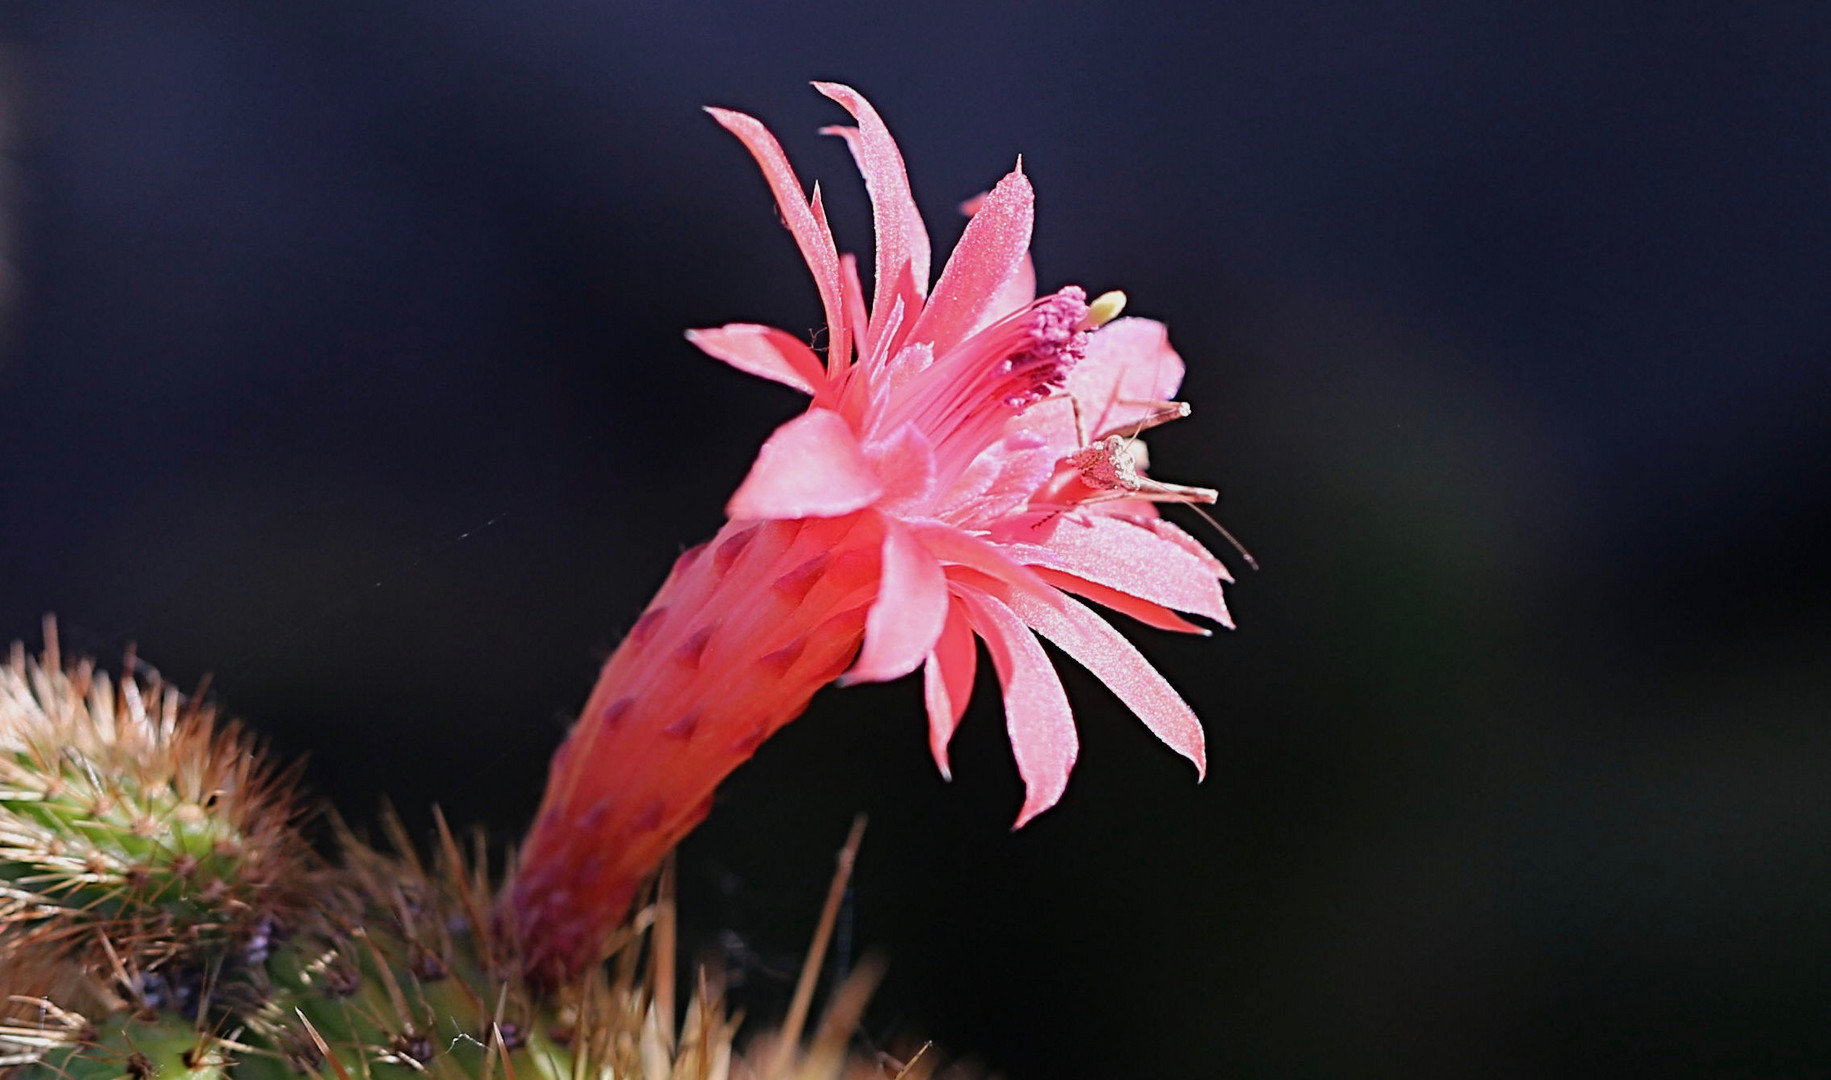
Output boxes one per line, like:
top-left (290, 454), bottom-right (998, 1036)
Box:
top-left (1081, 290), bottom-right (1128, 330)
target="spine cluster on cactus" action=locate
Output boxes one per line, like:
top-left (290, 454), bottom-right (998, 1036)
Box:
top-left (1, 624), bottom-right (313, 1014)
top-left (1, 630), bottom-right (937, 1080)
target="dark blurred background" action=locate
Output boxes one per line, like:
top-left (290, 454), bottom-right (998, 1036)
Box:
top-left (2, 2), bottom-right (1828, 1076)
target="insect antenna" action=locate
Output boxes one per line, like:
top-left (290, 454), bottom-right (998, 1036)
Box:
top-left (1186, 503), bottom-right (1260, 572)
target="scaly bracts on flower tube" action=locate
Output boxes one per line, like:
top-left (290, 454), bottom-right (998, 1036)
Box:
top-left (510, 83), bottom-right (1236, 982)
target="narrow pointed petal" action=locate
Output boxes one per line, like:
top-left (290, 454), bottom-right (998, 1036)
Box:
top-left (867, 260), bottom-right (923, 357)
top-left (706, 106), bottom-right (847, 363)
top-left (1032, 566), bottom-right (1211, 635)
top-left (923, 601), bottom-right (977, 778)
top-left (1003, 587), bottom-right (1206, 779)
top-left (956, 192), bottom-right (1039, 338)
top-left (1001, 515), bottom-right (1229, 624)
top-left (814, 83), bottom-right (932, 311)
top-left (686, 324), bottom-right (828, 399)
top-left (820, 126), bottom-right (915, 355)
top-left (955, 585), bottom-right (1078, 827)
top-left (907, 167), bottom-right (1034, 358)
top-left (907, 520), bottom-right (1061, 608)
top-left (860, 296), bottom-right (908, 383)
top-left (845, 297), bottom-right (904, 429)
top-left (839, 253), bottom-right (870, 359)
top-left (848, 520), bottom-right (949, 684)
top-left (728, 409), bottom-right (883, 520)
top-left (1148, 516), bottom-right (1235, 587)
top-left (808, 184), bottom-right (850, 371)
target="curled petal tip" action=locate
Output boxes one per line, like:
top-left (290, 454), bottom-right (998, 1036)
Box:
top-left (810, 81), bottom-right (869, 110)
top-left (1011, 793), bottom-right (1059, 830)
top-left (930, 742), bottom-right (953, 781)
top-left (686, 323), bottom-right (827, 397)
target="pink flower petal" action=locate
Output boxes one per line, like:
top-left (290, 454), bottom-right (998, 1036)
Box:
top-left (706, 106), bottom-right (848, 368)
top-left (686, 323), bottom-right (828, 400)
top-left (844, 299), bottom-right (905, 431)
top-left (808, 184), bottom-right (850, 372)
top-left (869, 261), bottom-right (924, 357)
top-left (942, 433), bottom-right (1062, 526)
top-left (859, 296), bottom-right (908, 384)
top-left (906, 520), bottom-right (1061, 609)
top-left (922, 601), bottom-right (977, 779)
top-left (1032, 567), bottom-right (1210, 635)
top-left (954, 584), bottom-right (1077, 827)
top-left (815, 82), bottom-right (931, 314)
top-left (1147, 516), bottom-right (1235, 587)
top-left (1065, 317), bottom-right (1187, 442)
top-left (971, 252), bottom-right (1037, 339)
top-left (907, 167), bottom-right (1034, 359)
top-left (1002, 586), bottom-right (1206, 779)
top-left (869, 422), bottom-right (937, 514)
top-left (727, 409), bottom-right (883, 520)
top-left (839, 253), bottom-right (870, 360)
top-left (848, 520), bottom-right (949, 684)
top-left (956, 192), bottom-right (1038, 339)
top-left (997, 514), bottom-right (1229, 625)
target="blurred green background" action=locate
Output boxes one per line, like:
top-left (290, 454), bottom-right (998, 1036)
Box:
top-left (2, 3), bottom-right (1827, 1075)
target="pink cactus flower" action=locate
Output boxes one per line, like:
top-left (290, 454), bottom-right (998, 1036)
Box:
top-left (511, 83), bottom-right (1236, 980)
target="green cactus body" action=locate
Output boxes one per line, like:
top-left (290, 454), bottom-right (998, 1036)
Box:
top-left (1, 633), bottom-right (896, 1080)
top-left (1, 636), bottom-right (310, 981)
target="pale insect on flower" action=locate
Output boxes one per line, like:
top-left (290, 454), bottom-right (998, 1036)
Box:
top-left (508, 83), bottom-right (1245, 981)
top-left (1056, 391), bottom-right (1259, 570)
